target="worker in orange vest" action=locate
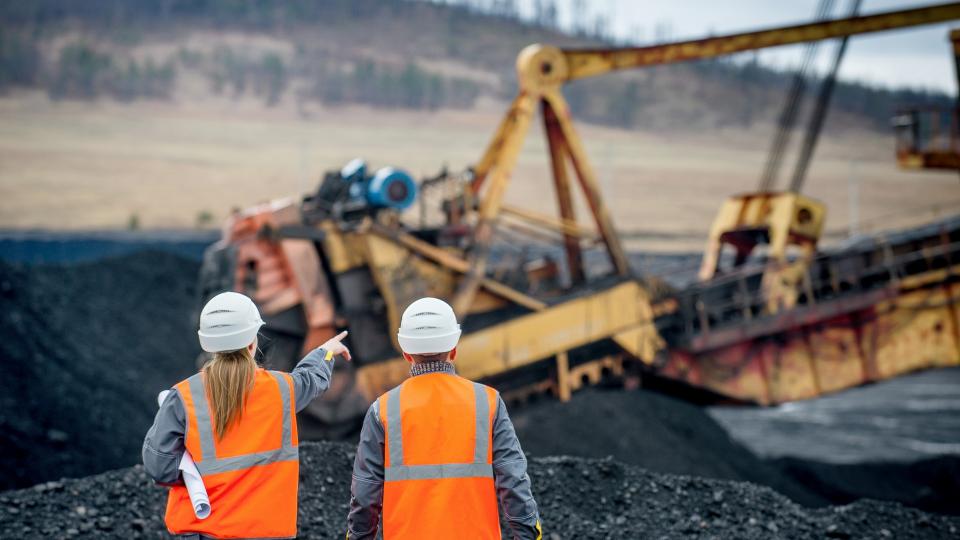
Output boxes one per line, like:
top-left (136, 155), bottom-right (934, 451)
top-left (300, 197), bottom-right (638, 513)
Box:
top-left (143, 291), bottom-right (351, 539)
top-left (347, 297), bottom-right (542, 539)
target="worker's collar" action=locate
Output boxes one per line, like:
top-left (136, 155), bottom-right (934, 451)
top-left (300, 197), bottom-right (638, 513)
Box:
top-left (410, 360), bottom-right (456, 377)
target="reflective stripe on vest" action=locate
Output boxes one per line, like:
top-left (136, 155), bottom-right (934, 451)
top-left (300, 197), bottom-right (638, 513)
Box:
top-left (383, 381), bottom-right (493, 481)
top-left (186, 371), bottom-right (298, 475)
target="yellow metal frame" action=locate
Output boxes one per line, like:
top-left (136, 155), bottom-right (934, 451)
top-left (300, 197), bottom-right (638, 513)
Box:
top-left (280, 4), bottom-right (960, 424)
top-left (356, 280), bottom-right (662, 401)
top-left (455, 2), bottom-right (960, 320)
top-left (698, 193), bottom-right (826, 280)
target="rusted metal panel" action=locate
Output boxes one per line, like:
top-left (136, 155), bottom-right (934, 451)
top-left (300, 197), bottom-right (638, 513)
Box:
top-left (658, 350), bottom-right (700, 387)
top-left (668, 274), bottom-right (960, 405)
top-left (865, 285), bottom-right (960, 379)
top-left (760, 333), bottom-right (822, 403)
top-left (672, 343), bottom-right (771, 404)
top-left (687, 288), bottom-right (892, 352)
top-left (807, 315), bottom-right (869, 394)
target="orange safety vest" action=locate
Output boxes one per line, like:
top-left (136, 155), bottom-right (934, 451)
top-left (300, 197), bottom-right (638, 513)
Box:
top-left (380, 372), bottom-right (500, 539)
top-left (166, 369), bottom-right (299, 539)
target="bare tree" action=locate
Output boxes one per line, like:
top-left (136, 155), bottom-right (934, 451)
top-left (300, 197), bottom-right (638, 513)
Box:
top-left (533, 0), bottom-right (545, 26)
top-left (542, 0), bottom-right (558, 29)
top-left (593, 14), bottom-right (608, 40)
top-left (571, 0), bottom-right (587, 36)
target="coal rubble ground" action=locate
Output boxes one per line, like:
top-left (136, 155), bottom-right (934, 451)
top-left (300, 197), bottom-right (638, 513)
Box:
top-left (1, 441), bottom-right (958, 540)
top-left (2, 248), bottom-right (959, 539)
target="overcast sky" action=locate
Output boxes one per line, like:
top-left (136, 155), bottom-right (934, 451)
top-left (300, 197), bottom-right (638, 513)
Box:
top-left (513, 0), bottom-right (958, 93)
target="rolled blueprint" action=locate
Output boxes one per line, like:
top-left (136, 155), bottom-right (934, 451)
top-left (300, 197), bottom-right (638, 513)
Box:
top-left (158, 390), bottom-right (211, 519)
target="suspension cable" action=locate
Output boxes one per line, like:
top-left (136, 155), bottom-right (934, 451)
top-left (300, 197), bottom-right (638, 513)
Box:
top-left (789, 0), bottom-right (863, 193)
top-left (758, 0), bottom-right (835, 192)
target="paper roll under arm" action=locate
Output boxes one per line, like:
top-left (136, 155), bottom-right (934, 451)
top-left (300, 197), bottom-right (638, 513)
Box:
top-left (178, 451), bottom-right (211, 519)
top-left (157, 390), bottom-right (211, 520)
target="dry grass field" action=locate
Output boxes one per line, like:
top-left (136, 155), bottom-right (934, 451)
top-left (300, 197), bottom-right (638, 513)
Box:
top-left (1, 92), bottom-right (958, 251)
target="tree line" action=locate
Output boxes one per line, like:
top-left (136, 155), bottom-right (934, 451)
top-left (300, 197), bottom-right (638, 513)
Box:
top-left (0, 0), bottom-right (951, 129)
top-left (0, 32), bottom-right (481, 110)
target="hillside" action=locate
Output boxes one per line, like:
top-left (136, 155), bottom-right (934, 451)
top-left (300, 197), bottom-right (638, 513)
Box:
top-left (0, 0), bottom-right (952, 132)
top-left (1, 0), bottom-right (958, 237)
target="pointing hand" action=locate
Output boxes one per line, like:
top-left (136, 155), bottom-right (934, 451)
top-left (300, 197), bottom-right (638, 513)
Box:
top-left (320, 330), bottom-right (352, 361)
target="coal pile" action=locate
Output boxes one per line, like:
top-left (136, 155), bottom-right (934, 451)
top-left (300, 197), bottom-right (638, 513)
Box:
top-left (773, 456), bottom-right (960, 516)
top-left (510, 387), bottom-right (960, 515)
top-left (0, 252), bottom-right (200, 491)
top-left (510, 388), bottom-right (827, 507)
top-left (2, 441), bottom-right (958, 540)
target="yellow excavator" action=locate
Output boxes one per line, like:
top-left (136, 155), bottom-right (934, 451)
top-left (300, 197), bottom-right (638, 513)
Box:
top-left (197, 3), bottom-right (960, 435)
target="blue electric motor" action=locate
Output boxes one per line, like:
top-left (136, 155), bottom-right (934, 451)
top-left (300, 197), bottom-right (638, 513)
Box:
top-left (340, 159), bottom-right (417, 211)
top-left (366, 167), bottom-right (417, 210)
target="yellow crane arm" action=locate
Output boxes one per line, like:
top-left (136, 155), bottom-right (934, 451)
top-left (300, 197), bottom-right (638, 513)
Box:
top-left (563, 3), bottom-right (960, 81)
top-left (453, 2), bottom-right (960, 319)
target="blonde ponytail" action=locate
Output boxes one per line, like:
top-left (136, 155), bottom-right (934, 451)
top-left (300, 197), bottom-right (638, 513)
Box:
top-left (203, 347), bottom-right (256, 440)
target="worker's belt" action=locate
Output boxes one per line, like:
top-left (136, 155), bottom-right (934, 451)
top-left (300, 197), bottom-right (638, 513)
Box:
top-left (384, 382), bottom-right (493, 481)
top-left (187, 372), bottom-right (298, 476)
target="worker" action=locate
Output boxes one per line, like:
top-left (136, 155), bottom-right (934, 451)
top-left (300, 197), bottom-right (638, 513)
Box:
top-left (142, 291), bottom-right (351, 539)
top-left (347, 297), bottom-right (542, 539)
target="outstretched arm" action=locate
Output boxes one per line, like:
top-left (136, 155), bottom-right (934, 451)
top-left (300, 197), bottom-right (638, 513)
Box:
top-left (492, 394), bottom-right (542, 540)
top-left (347, 402), bottom-right (385, 540)
top-left (290, 331), bottom-right (351, 412)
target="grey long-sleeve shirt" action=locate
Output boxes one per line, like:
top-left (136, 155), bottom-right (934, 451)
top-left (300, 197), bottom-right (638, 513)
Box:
top-left (142, 347), bottom-right (336, 485)
top-left (347, 366), bottom-right (541, 540)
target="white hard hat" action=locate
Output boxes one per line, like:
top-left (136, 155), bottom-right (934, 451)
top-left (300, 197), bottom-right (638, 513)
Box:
top-left (197, 292), bottom-right (264, 353)
top-left (397, 297), bottom-right (461, 354)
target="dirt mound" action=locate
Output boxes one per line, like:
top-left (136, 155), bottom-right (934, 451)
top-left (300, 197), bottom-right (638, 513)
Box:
top-left (0, 252), bottom-right (200, 491)
top-left (1, 441), bottom-right (957, 540)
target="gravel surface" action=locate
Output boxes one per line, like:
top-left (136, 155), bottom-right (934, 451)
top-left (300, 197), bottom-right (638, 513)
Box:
top-left (1, 441), bottom-right (958, 540)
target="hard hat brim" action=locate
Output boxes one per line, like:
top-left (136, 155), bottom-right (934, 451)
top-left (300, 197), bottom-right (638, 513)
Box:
top-left (198, 322), bottom-right (263, 353)
top-left (397, 328), bottom-right (461, 355)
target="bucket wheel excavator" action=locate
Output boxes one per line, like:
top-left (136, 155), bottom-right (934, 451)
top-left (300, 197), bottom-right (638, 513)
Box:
top-left (197, 3), bottom-right (960, 436)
